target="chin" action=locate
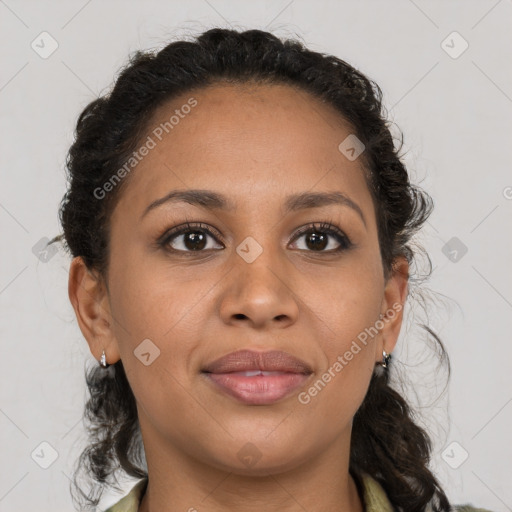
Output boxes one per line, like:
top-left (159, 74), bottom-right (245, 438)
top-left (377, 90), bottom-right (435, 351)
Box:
top-left (205, 439), bottom-right (314, 477)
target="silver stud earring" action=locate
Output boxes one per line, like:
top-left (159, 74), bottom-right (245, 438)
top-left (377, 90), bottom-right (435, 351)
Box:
top-left (99, 349), bottom-right (109, 368)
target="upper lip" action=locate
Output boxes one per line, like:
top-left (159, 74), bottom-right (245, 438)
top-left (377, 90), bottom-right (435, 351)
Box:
top-left (202, 349), bottom-right (313, 374)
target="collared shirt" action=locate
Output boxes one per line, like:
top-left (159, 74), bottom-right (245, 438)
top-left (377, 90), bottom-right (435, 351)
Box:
top-left (103, 471), bottom-right (494, 512)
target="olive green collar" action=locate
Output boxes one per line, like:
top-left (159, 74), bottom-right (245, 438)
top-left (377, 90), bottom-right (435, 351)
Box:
top-left (104, 471), bottom-right (393, 512)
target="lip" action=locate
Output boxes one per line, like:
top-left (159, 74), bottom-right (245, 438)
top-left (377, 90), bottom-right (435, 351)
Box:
top-left (201, 349), bottom-right (313, 374)
top-left (201, 349), bottom-right (313, 405)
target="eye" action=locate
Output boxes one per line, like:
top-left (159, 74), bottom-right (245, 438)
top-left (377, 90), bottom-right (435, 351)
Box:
top-left (157, 220), bottom-right (353, 255)
top-left (158, 222), bottom-right (224, 253)
top-left (289, 221), bottom-right (352, 253)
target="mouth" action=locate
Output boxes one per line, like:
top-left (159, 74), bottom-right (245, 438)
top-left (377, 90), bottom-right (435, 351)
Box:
top-left (202, 370), bottom-right (311, 405)
top-left (201, 350), bottom-right (313, 405)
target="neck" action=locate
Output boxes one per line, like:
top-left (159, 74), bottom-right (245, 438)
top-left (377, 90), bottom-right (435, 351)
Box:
top-left (137, 419), bottom-right (364, 512)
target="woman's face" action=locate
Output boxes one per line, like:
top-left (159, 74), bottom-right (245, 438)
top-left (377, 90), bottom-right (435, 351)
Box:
top-left (73, 82), bottom-right (408, 475)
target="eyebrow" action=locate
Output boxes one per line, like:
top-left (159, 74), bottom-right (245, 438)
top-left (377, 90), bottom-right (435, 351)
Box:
top-left (141, 189), bottom-right (366, 227)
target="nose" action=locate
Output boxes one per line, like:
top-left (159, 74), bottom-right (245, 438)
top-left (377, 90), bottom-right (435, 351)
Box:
top-left (218, 249), bottom-right (299, 330)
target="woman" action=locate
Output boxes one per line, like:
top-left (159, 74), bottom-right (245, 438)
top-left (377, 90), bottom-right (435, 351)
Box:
top-left (52, 27), bottom-right (493, 512)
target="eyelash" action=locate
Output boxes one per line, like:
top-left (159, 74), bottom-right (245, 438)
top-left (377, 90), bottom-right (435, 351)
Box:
top-left (157, 220), bottom-right (353, 255)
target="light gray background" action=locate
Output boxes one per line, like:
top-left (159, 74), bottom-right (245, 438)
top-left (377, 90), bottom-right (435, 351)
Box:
top-left (1, 1), bottom-right (511, 511)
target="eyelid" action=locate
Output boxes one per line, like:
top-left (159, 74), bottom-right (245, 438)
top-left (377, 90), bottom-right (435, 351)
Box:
top-left (291, 220), bottom-right (347, 242)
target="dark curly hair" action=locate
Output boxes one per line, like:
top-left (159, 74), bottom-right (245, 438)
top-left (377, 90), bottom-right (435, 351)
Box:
top-left (51, 27), bottom-right (454, 512)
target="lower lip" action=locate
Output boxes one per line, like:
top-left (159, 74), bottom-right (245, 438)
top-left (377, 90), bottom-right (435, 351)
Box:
top-left (203, 371), bottom-right (311, 405)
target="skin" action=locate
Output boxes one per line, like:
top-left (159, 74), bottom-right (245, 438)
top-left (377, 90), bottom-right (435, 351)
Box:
top-left (68, 82), bottom-right (409, 512)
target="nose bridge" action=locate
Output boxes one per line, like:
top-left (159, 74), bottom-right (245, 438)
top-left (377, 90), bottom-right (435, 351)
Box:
top-left (219, 231), bottom-right (298, 326)
top-left (234, 234), bottom-right (282, 293)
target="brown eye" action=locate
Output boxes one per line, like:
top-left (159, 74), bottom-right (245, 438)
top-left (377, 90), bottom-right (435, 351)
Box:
top-left (160, 222), bottom-right (224, 253)
top-left (290, 222), bottom-right (352, 253)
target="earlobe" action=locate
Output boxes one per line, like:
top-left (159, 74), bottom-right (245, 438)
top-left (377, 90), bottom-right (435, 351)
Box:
top-left (68, 256), bottom-right (121, 365)
top-left (378, 256), bottom-right (409, 359)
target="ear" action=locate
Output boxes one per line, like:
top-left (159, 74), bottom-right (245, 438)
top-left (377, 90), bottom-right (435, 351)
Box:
top-left (68, 256), bottom-right (121, 366)
top-left (376, 255), bottom-right (409, 363)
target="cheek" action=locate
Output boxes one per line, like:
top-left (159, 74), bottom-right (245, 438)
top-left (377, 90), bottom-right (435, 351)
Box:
top-left (299, 289), bottom-right (379, 430)
top-left (311, 263), bottom-right (383, 346)
top-left (108, 242), bottom-right (209, 339)
top-left (107, 255), bottom-right (207, 418)
top-left (302, 259), bottom-right (383, 399)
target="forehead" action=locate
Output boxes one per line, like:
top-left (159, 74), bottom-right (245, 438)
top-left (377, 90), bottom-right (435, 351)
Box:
top-left (113, 82), bottom-right (375, 221)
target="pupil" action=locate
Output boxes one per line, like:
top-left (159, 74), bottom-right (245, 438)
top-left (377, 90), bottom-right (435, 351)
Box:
top-left (185, 231), bottom-right (206, 250)
top-left (307, 232), bottom-right (327, 251)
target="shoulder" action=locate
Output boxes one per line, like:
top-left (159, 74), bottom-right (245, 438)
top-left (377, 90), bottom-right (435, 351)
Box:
top-left (356, 471), bottom-right (395, 511)
top-left (103, 478), bottom-right (148, 512)
top-left (102, 474), bottom-right (495, 512)
top-left (357, 471), bottom-right (495, 512)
